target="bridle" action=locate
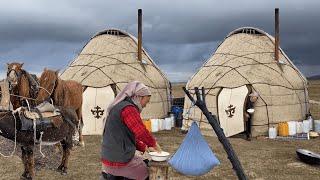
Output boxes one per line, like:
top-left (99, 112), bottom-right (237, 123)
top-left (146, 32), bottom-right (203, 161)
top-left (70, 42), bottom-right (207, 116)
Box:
top-left (7, 68), bottom-right (23, 90)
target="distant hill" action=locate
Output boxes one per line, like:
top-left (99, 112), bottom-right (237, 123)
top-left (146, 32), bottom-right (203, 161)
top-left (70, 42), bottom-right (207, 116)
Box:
top-left (308, 75), bottom-right (320, 80)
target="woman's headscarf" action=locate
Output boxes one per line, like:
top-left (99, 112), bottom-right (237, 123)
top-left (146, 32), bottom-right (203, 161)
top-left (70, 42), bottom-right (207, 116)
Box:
top-left (107, 81), bottom-right (151, 113)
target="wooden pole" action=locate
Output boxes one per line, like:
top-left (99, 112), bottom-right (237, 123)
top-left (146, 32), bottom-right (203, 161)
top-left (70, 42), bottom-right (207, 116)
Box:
top-left (275, 8), bottom-right (279, 62)
top-left (138, 9), bottom-right (142, 62)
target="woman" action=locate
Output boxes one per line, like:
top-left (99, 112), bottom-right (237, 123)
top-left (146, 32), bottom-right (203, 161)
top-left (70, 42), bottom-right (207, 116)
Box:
top-left (244, 90), bottom-right (259, 140)
top-left (101, 81), bottom-right (162, 180)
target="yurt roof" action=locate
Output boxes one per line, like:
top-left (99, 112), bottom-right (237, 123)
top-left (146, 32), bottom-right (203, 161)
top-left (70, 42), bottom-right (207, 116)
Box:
top-left (187, 27), bottom-right (307, 91)
top-left (60, 28), bottom-right (169, 89)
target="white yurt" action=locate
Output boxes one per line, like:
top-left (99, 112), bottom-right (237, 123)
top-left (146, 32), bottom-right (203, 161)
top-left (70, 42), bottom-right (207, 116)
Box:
top-left (60, 29), bottom-right (171, 135)
top-left (183, 27), bottom-right (309, 137)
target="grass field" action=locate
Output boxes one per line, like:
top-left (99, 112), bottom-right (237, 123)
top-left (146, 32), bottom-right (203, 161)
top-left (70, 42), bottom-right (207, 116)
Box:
top-left (0, 80), bottom-right (320, 180)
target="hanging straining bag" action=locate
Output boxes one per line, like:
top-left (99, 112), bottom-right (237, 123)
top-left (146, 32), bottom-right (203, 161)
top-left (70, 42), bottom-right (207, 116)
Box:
top-left (168, 122), bottom-right (220, 176)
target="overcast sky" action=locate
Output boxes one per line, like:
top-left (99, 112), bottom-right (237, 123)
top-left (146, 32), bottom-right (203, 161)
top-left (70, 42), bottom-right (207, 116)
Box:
top-left (0, 0), bottom-right (319, 82)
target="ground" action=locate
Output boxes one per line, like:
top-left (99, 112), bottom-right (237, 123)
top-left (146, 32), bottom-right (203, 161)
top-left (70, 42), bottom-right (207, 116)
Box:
top-left (0, 80), bottom-right (320, 179)
top-left (1, 132), bottom-right (320, 180)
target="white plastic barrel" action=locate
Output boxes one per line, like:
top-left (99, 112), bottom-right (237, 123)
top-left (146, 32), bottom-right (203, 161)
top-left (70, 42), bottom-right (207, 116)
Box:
top-left (288, 121), bottom-right (296, 136)
top-left (165, 118), bottom-right (172, 130)
top-left (296, 122), bottom-right (303, 134)
top-left (158, 119), bottom-right (164, 131)
top-left (303, 120), bottom-right (310, 133)
top-left (314, 120), bottom-right (320, 133)
top-left (162, 119), bottom-right (167, 130)
top-left (151, 119), bottom-right (159, 132)
top-left (269, 127), bottom-right (277, 139)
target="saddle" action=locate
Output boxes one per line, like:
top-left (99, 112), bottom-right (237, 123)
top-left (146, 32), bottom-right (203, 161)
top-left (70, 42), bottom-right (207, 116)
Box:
top-left (20, 101), bottom-right (63, 131)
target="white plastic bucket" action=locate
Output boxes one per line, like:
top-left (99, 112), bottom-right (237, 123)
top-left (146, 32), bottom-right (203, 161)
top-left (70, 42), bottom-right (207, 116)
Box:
top-left (303, 120), bottom-right (310, 133)
top-left (151, 119), bottom-right (159, 132)
top-left (269, 127), bottom-right (277, 139)
top-left (288, 121), bottom-right (296, 136)
top-left (296, 122), bottom-right (303, 133)
top-left (158, 119), bottom-right (164, 131)
top-left (165, 118), bottom-right (172, 130)
top-left (314, 120), bottom-right (320, 133)
top-left (162, 119), bottom-right (166, 130)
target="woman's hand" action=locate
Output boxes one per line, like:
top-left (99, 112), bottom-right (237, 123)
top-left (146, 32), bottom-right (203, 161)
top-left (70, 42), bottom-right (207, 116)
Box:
top-left (155, 142), bottom-right (162, 152)
top-left (147, 142), bottom-right (162, 153)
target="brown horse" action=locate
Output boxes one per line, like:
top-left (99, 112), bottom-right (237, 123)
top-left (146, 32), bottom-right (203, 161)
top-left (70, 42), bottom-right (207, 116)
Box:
top-left (6, 62), bottom-right (39, 109)
top-left (0, 107), bottom-right (78, 179)
top-left (36, 69), bottom-right (84, 146)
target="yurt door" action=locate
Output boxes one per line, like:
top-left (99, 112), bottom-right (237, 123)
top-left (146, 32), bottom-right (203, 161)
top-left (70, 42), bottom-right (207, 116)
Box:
top-left (217, 85), bottom-right (249, 137)
top-left (82, 86), bottom-right (115, 135)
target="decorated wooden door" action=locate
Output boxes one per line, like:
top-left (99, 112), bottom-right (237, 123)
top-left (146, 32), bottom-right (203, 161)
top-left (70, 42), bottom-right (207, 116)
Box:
top-left (82, 86), bottom-right (115, 135)
top-left (217, 85), bottom-right (249, 137)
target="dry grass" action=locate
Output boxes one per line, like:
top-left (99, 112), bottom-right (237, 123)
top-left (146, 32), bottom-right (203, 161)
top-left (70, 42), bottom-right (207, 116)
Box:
top-left (1, 133), bottom-right (319, 180)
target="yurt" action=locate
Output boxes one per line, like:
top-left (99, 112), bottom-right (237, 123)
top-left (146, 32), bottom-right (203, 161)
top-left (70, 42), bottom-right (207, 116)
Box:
top-left (182, 27), bottom-right (309, 137)
top-left (60, 29), bottom-right (171, 135)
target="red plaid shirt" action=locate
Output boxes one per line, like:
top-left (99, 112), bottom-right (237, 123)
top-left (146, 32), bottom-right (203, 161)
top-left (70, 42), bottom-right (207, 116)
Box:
top-left (102, 105), bottom-right (156, 167)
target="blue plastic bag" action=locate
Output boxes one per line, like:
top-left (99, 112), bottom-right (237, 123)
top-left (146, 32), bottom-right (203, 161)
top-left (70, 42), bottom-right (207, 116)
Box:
top-left (168, 122), bottom-right (220, 176)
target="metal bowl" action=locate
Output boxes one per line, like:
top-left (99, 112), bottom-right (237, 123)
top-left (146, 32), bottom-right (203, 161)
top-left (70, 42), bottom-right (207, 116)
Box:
top-left (247, 108), bottom-right (255, 114)
top-left (296, 149), bottom-right (320, 165)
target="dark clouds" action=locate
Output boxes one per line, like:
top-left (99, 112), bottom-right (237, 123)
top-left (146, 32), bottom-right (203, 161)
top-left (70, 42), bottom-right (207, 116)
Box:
top-left (0, 0), bottom-right (320, 81)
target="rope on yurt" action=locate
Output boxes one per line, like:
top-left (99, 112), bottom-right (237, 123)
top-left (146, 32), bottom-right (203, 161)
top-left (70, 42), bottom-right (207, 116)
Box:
top-left (198, 51), bottom-right (301, 93)
top-left (76, 53), bottom-right (168, 113)
top-left (63, 31), bottom-right (171, 115)
top-left (199, 55), bottom-right (305, 119)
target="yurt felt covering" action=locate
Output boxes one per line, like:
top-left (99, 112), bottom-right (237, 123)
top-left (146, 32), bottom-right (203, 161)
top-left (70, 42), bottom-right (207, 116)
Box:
top-left (183, 27), bottom-right (309, 137)
top-left (60, 29), bottom-right (170, 119)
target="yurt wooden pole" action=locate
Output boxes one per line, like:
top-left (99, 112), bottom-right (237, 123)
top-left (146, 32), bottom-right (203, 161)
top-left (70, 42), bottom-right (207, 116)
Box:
top-left (275, 8), bottom-right (279, 62)
top-left (138, 9), bottom-right (142, 62)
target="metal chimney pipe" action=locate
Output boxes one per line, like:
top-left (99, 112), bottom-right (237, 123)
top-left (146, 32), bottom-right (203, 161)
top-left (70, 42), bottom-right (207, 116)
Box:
top-left (138, 9), bottom-right (142, 62)
top-left (275, 8), bottom-right (279, 62)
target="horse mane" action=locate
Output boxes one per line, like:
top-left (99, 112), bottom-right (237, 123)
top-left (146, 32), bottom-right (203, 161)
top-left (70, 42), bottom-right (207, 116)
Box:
top-left (54, 79), bottom-right (66, 105)
top-left (37, 69), bottom-right (62, 104)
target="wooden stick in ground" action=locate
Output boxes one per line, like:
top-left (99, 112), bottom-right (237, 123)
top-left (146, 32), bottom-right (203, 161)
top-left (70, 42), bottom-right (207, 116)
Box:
top-left (183, 87), bottom-right (247, 180)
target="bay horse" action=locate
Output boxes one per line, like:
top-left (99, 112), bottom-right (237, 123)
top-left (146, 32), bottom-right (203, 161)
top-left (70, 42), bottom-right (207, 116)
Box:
top-left (6, 62), bottom-right (39, 109)
top-left (35, 69), bottom-right (84, 146)
top-left (0, 108), bottom-right (78, 179)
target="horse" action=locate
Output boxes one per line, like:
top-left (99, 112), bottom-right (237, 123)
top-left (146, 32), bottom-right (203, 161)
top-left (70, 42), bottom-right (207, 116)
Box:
top-left (6, 62), bottom-right (39, 109)
top-left (35, 68), bottom-right (84, 146)
top-left (0, 81), bottom-right (79, 179)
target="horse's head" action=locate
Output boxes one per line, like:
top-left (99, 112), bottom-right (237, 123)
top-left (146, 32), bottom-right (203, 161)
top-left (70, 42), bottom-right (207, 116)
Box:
top-left (36, 68), bottom-right (59, 103)
top-left (7, 62), bottom-right (24, 87)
